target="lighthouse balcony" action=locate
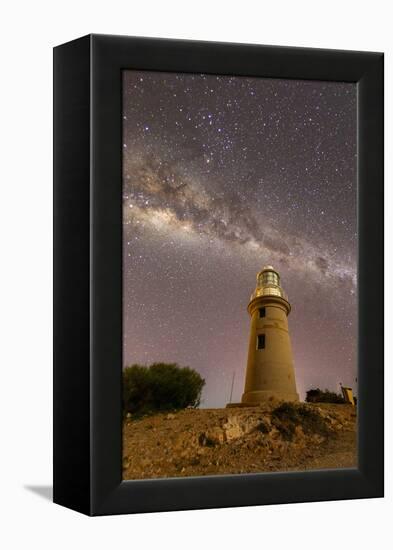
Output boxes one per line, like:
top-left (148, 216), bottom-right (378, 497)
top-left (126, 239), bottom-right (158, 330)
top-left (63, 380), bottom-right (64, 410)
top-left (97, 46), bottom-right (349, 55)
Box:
top-left (250, 286), bottom-right (288, 302)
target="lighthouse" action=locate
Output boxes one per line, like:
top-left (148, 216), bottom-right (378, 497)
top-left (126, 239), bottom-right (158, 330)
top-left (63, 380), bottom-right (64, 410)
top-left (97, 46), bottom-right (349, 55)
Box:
top-left (241, 266), bottom-right (299, 404)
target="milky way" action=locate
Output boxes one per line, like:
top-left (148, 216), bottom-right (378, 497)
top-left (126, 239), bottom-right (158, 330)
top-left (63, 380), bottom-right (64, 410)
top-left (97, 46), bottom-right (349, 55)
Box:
top-left (122, 70), bottom-right (357, 406)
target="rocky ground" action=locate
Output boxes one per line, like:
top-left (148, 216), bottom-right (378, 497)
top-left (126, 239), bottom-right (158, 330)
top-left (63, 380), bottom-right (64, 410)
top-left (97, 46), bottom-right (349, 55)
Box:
top-left (122, 401), bottom-right (357, 480)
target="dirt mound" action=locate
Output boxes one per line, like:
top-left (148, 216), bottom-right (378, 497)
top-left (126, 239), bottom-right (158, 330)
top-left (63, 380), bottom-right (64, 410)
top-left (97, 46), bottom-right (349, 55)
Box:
top-left (122, 402), bottom-right (357, 480)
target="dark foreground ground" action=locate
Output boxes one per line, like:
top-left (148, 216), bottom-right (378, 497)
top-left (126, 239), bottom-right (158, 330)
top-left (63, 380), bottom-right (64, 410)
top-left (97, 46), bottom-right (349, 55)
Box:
top-left (122, 401), bottom-right (357, 480)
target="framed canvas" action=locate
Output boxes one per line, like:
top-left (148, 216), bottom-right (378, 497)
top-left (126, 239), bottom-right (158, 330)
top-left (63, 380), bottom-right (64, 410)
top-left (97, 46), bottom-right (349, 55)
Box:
top-left (53, 34), bottom-right (384, 516)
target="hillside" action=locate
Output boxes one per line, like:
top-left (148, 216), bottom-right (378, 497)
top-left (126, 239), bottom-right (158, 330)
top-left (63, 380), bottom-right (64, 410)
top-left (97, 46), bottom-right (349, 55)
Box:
top-left (122, 401), bottom-right (357, 480)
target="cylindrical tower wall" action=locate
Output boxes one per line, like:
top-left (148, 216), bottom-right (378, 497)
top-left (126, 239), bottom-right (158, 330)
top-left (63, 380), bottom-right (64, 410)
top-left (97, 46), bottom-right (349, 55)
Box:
top-left (242, 294), bottom-right (299, 403)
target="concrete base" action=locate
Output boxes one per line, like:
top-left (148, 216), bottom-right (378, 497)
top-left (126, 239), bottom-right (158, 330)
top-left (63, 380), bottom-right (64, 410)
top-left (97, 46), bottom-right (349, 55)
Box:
top-left (241, 390), bottom-right (299, 404)
top-left (226, 402), bottom-right (260, 408)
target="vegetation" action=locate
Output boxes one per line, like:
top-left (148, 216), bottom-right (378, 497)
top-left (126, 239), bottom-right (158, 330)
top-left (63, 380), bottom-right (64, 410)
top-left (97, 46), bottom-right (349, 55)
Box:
top-left (305, 388), bottom-right (345, 404)
top-left (123, 362), bottom-right (205, 417)
top-left (272, 402), bottom-right (329, 440)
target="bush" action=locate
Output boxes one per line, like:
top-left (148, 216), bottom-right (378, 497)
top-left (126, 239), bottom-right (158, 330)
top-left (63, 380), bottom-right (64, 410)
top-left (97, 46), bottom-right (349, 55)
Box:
top-left (305, 388), bottom-right (345, 404)
top-left (123, 362), bottom-right (205, 416)
top-left (272, 402), bottom-right (329, 440)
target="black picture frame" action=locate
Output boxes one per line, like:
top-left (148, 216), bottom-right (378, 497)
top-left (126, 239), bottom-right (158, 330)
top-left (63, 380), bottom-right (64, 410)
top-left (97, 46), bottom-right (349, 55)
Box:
top-left (53, 34), bottom-right (384, 516)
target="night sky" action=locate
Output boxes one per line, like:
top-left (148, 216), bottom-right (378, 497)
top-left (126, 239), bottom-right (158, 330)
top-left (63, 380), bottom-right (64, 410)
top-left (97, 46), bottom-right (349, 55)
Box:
top-left (122, 70), bottom-right (357, 407)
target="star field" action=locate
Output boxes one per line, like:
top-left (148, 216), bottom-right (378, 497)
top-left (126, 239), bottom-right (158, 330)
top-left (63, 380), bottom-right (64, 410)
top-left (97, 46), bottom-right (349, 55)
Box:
top-left (122, 70), bottom-right (357, 406)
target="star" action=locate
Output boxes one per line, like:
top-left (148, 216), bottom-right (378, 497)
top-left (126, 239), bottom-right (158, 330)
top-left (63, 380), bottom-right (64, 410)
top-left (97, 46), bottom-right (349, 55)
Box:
top-left (122, 70), bottom-right (357, 407)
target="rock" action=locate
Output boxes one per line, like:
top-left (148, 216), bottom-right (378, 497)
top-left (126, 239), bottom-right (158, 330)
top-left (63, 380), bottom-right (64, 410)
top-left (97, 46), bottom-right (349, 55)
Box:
top-left (223, 415), bottom-right (262, 441)
top-left (202, 427), bottom-right (225, 445)
top-left (311, 434), bottom-right (325, 444)
top-left (294, 425), bottom-right (305, 439)
top-left (122, 403), bottom-right (357, 480)
top-left (269, 427), bottom-right (281, 439)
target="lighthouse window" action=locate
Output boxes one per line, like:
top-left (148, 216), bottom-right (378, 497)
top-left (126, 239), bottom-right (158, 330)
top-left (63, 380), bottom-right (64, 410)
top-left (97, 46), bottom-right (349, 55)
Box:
top-left (257, 334), bottom-right (265, 349)
top-left (261, 271), bottom-right (279, 286)
top-left (259, 307), bottom-right (266, 318)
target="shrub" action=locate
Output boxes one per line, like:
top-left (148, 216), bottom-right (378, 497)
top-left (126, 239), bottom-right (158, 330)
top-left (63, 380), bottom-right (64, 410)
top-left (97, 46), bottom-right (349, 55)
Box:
top-left (123, 362), bottom-right (205, 416)
top-left (305, 388), bottom-right (345, 404)
top-left (272, 402), bottom-right (329, 440)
